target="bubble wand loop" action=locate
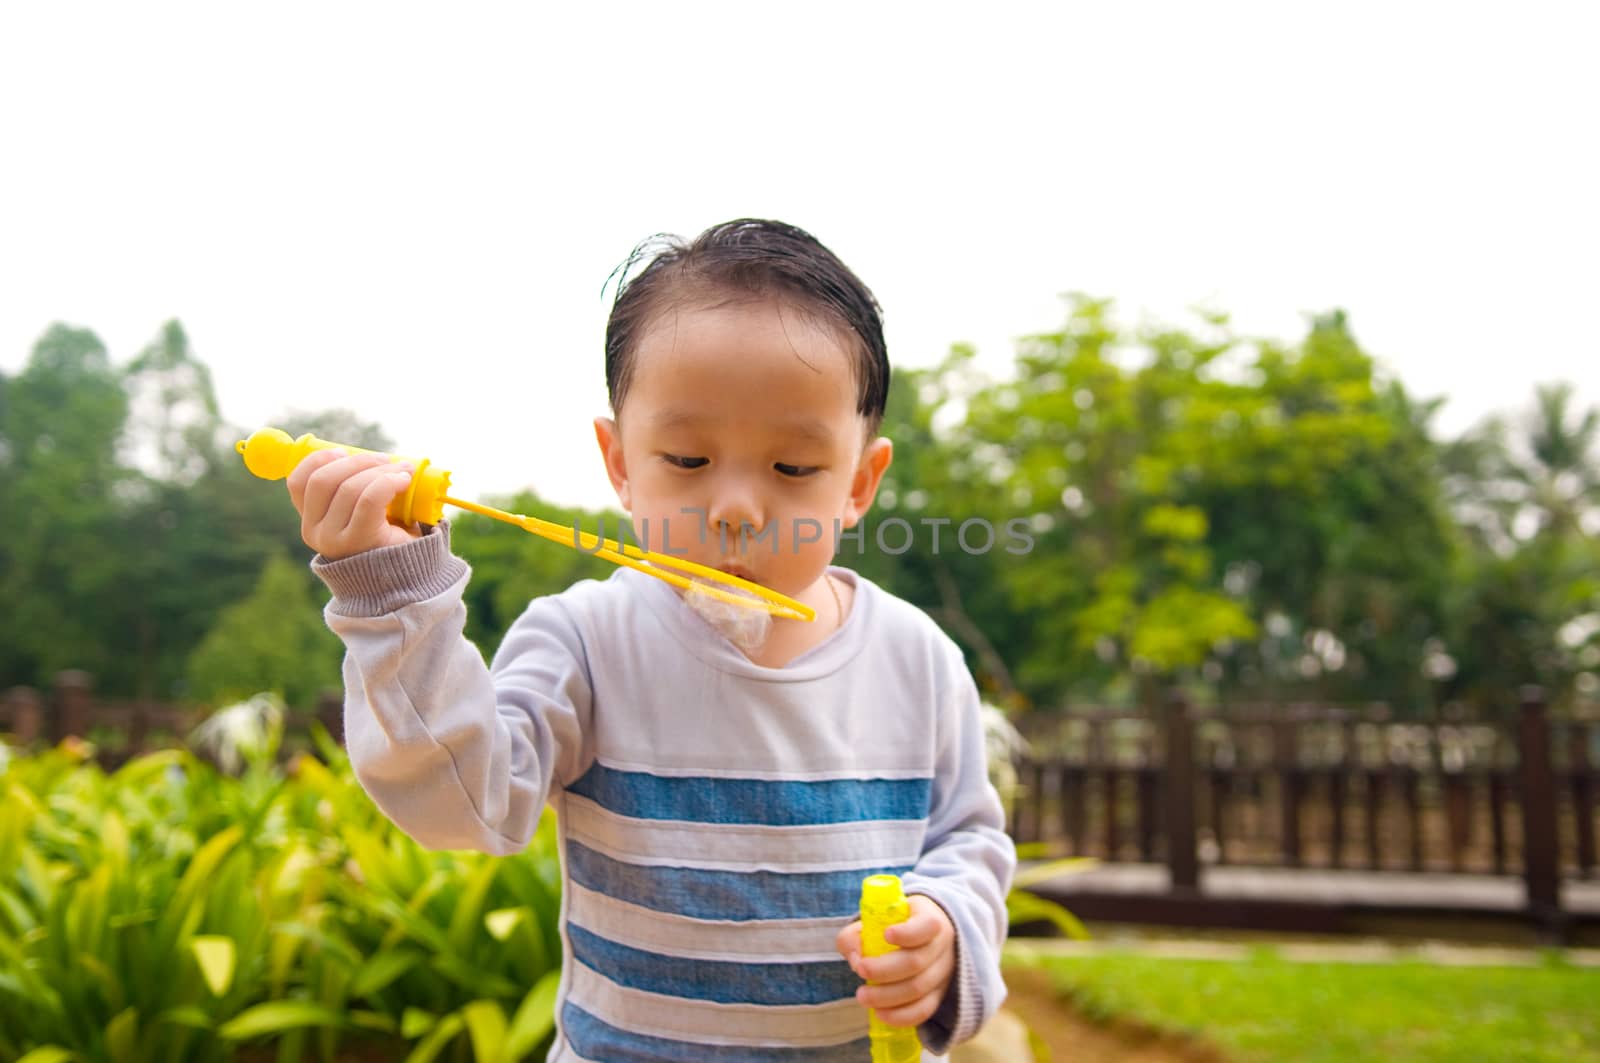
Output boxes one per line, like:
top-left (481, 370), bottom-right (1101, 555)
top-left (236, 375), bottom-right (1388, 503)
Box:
top-left (235, 428), bottom-right (815, 622)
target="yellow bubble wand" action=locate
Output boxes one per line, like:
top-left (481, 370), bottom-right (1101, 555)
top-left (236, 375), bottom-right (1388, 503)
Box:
top-left (235, 427), bottom-right (815, 622)
top-left (859, 874), bottom-right (923, 1063)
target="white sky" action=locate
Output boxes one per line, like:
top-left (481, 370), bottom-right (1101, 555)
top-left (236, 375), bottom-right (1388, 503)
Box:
top-left (3, 2), bottom-right (1596, 511)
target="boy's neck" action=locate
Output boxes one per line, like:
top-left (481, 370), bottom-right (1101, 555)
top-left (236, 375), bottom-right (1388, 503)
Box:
top-left (739, 571), bottom-right (854, 668)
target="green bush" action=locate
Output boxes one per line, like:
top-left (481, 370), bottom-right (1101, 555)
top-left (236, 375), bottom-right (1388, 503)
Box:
top-left (0, 730), bottom-right (562, 1063)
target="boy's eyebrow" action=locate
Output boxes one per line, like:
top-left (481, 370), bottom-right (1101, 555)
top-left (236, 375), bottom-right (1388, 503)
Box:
top-left (650, 408), bottom-right (838, 445)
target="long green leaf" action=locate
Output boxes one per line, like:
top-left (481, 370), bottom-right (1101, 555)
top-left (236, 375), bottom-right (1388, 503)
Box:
top-left (505, 971), bottom-right (560, 1060)
top-left (1012, 856), bottom-right (1099, 891)
top-left (342, 826), bottom-right (401, 898)
top-left (1007, 890), bottom-right (1091, 940)
top-left (431, 953), bottom-right (519, 998)
top-left (463, 1000), bottom-right (508, 1063)
top-left (402, 1013), bottom-right (464, 1063)
top-left (153, 1006), bottom-right (213, 1031)
top-left (218, 1001), bottom-right (346, 1040)
top-left (348, 1010), bottom-right (398, 1034)
top-left (0, 884), bottom-right (37, 936)
top-left (191, 936), bottom-right (236, 996)
top-left (110, 750), bottom-right (186, 789)
top-left (352, 948), bottom-right (422, 997)
top-left (446, 860), bottom-right (499, 954)
top-left (104, 1007), bottom-right (138, 1063)
top-left (17, 1048), bottom-right (77, 1063)
top-left (155, 825), bottom-right (242, 949)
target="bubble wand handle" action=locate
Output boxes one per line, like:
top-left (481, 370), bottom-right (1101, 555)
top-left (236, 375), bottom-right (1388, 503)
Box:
top-left (235, 427), bottom-right (453, 527)
top-left (234, 426), bottom-right (815, 621)
top-left (859, 875), bottom-right (923, 1063)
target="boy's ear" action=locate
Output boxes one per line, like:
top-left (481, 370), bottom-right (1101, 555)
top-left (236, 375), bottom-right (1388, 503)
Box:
top-left (592, 416), bottom-right (632, 511)
top-left (841, 437), bottom-right (893, 528)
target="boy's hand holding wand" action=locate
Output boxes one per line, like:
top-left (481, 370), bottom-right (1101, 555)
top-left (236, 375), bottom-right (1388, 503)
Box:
top-left (840, 875), bottom-right (957, 1046)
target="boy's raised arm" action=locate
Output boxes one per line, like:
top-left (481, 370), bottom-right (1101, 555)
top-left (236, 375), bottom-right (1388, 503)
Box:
top-left (899, 641), bottom-right (1017, 1052)
top-left (314, 523), bottom-right (592, 855)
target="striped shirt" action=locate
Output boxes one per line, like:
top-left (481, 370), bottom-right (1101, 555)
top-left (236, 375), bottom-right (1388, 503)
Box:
top-left (315, 523), bottom-right (1015, 1060)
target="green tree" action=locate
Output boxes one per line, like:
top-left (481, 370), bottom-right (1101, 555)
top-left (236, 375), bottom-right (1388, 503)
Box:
top-left (122, 319), bottom-right (228, 486)
top-left (1190, 313), bottom-right (1460, 707)
top-left (849, 357), bottom-right (1031, 708)
top-left (1444, 383), bottom-right (1600, 707)
top-left (878, 298), bottom-right (1461, 712)
top-left (0, 325), bottom-right (132, 687)
top-left (112, 321), bottom-right (243, 696)
top-left (187, 553), bottom-right (345, 708)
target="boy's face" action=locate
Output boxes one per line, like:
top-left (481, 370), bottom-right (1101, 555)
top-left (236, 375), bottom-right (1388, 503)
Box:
top-left (593, 298), bottom-right (892, 603)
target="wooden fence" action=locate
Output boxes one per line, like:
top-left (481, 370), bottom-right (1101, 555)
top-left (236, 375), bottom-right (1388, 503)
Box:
top-left (0, 671), bottom-right (343, 769)
top-left (6, 672), bottom-right (1598, 935)
top-left (1010, 689), bottom-right (1599, 932)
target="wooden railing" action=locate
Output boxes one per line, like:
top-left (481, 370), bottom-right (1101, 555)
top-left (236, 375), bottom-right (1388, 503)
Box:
top-left (0, 671), bottom-right (343, 769)
top-left (6, 673), bottom-right (1597, 930)
top-left (1009, 690), bottom-right (1599, 927)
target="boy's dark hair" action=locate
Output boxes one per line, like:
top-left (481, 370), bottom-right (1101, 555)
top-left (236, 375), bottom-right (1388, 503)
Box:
top-left (604, 219), bottom-right (890, 436)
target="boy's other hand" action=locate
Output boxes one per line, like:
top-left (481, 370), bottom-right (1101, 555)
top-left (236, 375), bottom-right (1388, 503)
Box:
top-left (835, 894), bottom-right (956, 1027)
top-left (287, 449), bottom-right (421, 560)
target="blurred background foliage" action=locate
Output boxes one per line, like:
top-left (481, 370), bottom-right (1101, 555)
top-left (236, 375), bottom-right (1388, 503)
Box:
top-left (1, 301), bottom-right (1596, 719)
top-left (0, 727), bottom-right (562, 1062)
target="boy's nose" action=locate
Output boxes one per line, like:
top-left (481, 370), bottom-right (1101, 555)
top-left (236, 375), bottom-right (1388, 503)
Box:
top-left (707, 488), bottom-right (765, 549)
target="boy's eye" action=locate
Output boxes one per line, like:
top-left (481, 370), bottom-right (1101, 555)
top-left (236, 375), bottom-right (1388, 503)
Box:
top-left (662, 454), bottom-right (709, 470)
top-left (774, 463), bottom-right (819, 478)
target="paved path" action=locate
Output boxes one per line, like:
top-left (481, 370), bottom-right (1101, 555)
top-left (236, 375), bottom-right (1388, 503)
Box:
top-left (1032, 861), bottom-right (1600, 913)
top-left (1007, 936), bottom-right (1600, 967)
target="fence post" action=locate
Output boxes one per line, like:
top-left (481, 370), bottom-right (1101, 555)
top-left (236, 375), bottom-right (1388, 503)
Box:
top-left (52, 670), bottom-right (93, 743)
top-left (1517, 686), bottom-right (1562, 930)
top-left (1275, 713), bottom-right (1304, 867)
top-left (1572, 723), bottom-right (1595, 878)
top-left (316, 689), bottom-right (344, 747)
top-left (4, 687), bottom-right (44, 745)
top-left (1165, 690), bottom-right (1200, 892)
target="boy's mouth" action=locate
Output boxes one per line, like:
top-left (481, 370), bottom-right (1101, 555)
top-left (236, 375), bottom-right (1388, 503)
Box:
top-left (717, 563), bottom-right (756, 583)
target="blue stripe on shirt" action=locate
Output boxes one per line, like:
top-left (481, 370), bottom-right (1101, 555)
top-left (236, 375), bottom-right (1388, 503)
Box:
top-left (562, 1002), bottom-right (872, 1061)
top-left (567, 762), bottom-right (931, 826)
top-left (567, 923), bottom-right (859, 1006)
top-left (565, 840), bottom-right (912, 921)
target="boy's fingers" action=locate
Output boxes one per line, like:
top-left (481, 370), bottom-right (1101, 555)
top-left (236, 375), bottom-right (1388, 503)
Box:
top-left (325, 463), bottom-right (408, 537)
top-left (350, 468), bottom-right (413, 532)
top-left (885, 908), bottom-right (942, 949)
top-left (873, 994), bottom-right (941, 1028)
top-left (856, 959), bottom-right (951, 1012)
top-left (298, 451), bottom-right (383, 518)
top-left (285, 447), bottom-right (344, 512)
top-left (835, 922), bottom-right (863, 966)
top-left (856, 942), bottom-right (932, 985)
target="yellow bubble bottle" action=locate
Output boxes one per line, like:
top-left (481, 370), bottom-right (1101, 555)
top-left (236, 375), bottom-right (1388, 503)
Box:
top-left (234, 426), bottom-right (814, 621)
top-left (860, 874), bottom-right (922, 1063)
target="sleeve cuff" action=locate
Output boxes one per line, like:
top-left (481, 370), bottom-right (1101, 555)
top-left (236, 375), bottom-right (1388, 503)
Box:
top-left (909, 887), bottom-right (987, 1053)
top-left (311, 521), bottom-right (469, 617)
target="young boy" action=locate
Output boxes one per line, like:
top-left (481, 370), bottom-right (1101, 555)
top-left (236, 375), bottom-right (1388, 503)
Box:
top-left (288, 219), bottom-right (1015, 1060)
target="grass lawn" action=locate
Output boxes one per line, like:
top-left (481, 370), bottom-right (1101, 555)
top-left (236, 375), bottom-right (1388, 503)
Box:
top-left (1010, 948), bottom-right (1600, 1062)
